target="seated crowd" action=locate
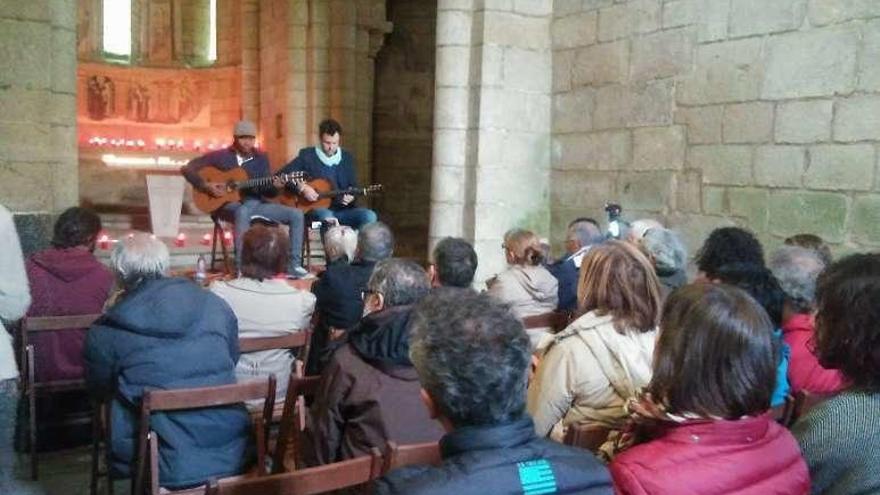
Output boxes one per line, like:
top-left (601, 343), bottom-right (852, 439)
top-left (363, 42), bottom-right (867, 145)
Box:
top-left (2, 204), bottom-right (879, 494)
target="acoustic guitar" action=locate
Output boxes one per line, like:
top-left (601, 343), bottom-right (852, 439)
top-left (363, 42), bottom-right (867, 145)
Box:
top-left (191, 166), bottom-right (305, 214)
top-left (278, 177), bottom-right (383, 213)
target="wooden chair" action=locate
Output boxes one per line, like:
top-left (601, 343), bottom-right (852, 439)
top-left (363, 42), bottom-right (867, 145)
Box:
top-left (381, 441), bottom-right (441, 475)
top-left (90, 399), bottom-right (117, 495)
top-left (239, 330), bottom-right (312, 422)
top-left (133, 376), bottom-right (277, 495)
top-left (272, 372), bottom-right (322, 473)
top-left (20, 313), bottom-right (102, 480)
top-left (563, 423), bottom-right (611, 453)
top-left (205, 448), bottom-right (383, 495)
top-left (522, 311), bottom-right (573, 332)
top-left (209, 216), bottom-right (234, 274)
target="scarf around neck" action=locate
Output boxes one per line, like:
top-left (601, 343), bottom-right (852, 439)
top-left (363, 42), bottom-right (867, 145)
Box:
top-left (315, 145), bottom-right (342, 167)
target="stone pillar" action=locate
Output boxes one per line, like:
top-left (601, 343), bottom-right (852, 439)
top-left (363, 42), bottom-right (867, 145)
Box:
top-left (240, 0), bottom-right (260, 122)
top-left (0, 1), bottom-right (78, 250)
top-left (430, 0), bottom-right (553, 283)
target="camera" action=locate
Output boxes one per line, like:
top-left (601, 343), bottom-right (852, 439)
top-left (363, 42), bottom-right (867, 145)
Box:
top-left (604, 202), bottom-right (624, 239)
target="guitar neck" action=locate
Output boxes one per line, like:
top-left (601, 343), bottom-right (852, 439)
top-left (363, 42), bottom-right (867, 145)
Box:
top-left (236, 176), bottom-right (276, 189)
top-left (318, 188), bottom-right (371, 199)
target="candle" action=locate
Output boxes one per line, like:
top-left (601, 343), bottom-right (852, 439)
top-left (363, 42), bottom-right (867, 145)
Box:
top-left (98, 234), bottom-right (110, 250)
top-left (201, 233), bottom-right (211, 246)
top-left (175, 233), bottom-right (186, 247)
top-left (223, 231), bottom-right (233, 247)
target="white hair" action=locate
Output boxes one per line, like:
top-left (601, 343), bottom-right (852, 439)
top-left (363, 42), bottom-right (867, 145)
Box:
top-left (769, 245), bottom-right (825, 313)
top-left (627, 218), bottom-right (664, 243)
top-left (110, 232), bottom-right (169, 288)
top-left (324, 225), bottom-right (358, 263)
top-left (643, 228), bottom-right (687, 272)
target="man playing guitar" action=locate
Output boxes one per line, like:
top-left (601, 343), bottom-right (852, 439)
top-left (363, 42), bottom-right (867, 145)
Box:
top-left (181, 120), bottom-right (308, 278)
top-left (280, 119), bottom-right (378, 231)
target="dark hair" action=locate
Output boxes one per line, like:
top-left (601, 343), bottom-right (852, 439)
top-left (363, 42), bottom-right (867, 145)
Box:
top-left (784, 233), bottom-right (833, 267)
top-left (650, 283), bottom-right (776, 418)
top-left (240, 225), bottom-right (289, 280)
top-left (52, 207), bottom-right (102, 249)
top-left (433, 237), bottom-right (478, 288)
top-left (714, 262), bottom-right (785, 328)
top-left (409, 288), bottom-right (531, 428)
top-left (814, 253), bottom-right (880, 391)
top-left (368, 258), bottom-right (430, 307)
top-left (318, 119), bottom-right (343, 137)
top-left (695, 227), bottom-right (765, 279)
top-left (577, 240), bottom-right (662, 333)
top-left (568, 217), bottom-right (600, 229)
top-left (358, 222), bottom-right (394, 262)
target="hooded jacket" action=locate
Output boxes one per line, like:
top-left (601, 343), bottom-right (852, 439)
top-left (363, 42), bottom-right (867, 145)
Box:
top-left (375, 417), bottom-right (613, 495)
top-left (488, 265), bottom-right (559, 348)
top-left (611, 416), bottom-right (810, 494)
top-left (528, 312), bottom-right (656, 442)
top-left (307, 305), bottom-right (444, 465)
top-left (84, 277), bottom-right (251, 489)
top-left (782, 313), bottom-right (847, 394)
top-left (26, 247), bottom-right (114, 382)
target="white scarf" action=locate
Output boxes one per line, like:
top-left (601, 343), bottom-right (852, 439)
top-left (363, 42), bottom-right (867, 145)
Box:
top-left (315, 146), bottom-right (342, 167)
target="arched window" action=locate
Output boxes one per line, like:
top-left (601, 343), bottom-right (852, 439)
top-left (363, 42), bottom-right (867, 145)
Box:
top-left (102, 0), bottom-right (132, 59)
top-left (207, 0), bottom-right (217, 62)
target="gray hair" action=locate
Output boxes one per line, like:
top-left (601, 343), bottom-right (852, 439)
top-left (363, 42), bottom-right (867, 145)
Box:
top-left (643, 228), bottom-right (687, 273)
top-left (409, 288), bottom-right (531, 428)
top-left (324, 225), bottom-right (357, 263)
top-left (567, 220), bottom-right (603, 248)
top-left (368, 258), bottom-right (430, 307)
top-left (627, 218), bottom-right (664, 243)
top-left (110, 232), bottom-right (169, 289)
top-left (357, 222), bottom-right (394, 262)
top-left (769, 245), bottom-right (825, 313)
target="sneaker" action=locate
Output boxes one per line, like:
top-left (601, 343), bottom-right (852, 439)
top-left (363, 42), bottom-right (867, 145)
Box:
top-left (287, 266), bottom-right (310, 279)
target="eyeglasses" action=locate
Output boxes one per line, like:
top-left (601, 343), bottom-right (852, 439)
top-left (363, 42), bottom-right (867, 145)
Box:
top-left (360, 289), bottom-right (379, 301)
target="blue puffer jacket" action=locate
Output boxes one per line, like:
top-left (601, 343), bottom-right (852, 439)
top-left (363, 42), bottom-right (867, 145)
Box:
top-left (84, 277), bottom-right (251, 489)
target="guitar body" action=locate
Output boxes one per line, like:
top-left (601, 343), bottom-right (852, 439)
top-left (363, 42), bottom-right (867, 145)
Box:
top-left (192, 167), bottom-right (250, 214)
top-left (278, 178), bottom-right (335, 212)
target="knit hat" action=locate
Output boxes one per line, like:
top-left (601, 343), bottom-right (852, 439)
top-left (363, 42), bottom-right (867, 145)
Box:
top-left (233, 120), bottom-right (257, 137)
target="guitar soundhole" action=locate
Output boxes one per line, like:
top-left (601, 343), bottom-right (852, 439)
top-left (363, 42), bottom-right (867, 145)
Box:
top-left (225, 181), bottom-right (236, 192)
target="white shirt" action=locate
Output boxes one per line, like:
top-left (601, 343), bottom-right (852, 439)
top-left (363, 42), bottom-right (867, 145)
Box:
top-left (0, 205), bottom-right (31, 380)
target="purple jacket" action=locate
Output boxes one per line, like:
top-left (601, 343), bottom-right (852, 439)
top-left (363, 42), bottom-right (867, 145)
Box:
top-left (26, 247), bottom-right (114, 382)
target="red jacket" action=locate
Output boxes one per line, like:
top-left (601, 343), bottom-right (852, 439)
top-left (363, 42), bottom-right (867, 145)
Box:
top-left (611, 416), bottom-right (810, 495)
top-left (782, 314), bottom-right (847, 394)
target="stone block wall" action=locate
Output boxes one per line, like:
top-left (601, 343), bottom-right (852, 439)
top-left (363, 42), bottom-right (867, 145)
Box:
top-left (373, 0), bottom-right (437, 260)
top-left (551, 0), bottom-right (880, 258)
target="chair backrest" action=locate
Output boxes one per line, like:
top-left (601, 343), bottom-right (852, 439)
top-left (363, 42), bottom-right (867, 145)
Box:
top-left (272, 373), bottom-right (322, 473)
top-left (563, 423), bottom-right (611, 453)
top-left (135, 376), bottom-right (277, 495)
top-left (20, 313), bottom-right (102, 386)
top-left (207, 448), bottom-right (383, 495)
top-left (522, 311), bottom-right (571, 331)
top-left (381, 441), bottom-right (441, 475)
top-left (238, 330), bottom-right (311, 354)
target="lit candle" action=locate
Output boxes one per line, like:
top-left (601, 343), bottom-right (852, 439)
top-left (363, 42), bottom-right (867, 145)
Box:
top-left (175, 233), bottom-right (186, 247)
top-left (223, 231), bottom-right (233, 247)
top-left (201, 233), bottom-right (211, 245)
top-left (98, 233), bottom-right (110, 250)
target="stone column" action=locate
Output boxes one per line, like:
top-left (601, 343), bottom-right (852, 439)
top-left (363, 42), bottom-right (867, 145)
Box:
top-left (0, 1), bottom-right (78, 250)
top-left (240, 0), bottom-right (260, 122)
top-left (430, 0), bottom-right (553, 283)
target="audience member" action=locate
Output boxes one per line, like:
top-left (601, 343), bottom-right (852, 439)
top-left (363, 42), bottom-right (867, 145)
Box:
top-left (528, 240), bottom-right (661, 445)
top-left (641, 227), bottom-right (687, 297)
top-left (624, 218), bottom-right (663, 244)
top-left (694, 226), bottom-right (764, 280)
top-left (547, 218), bottom-right (604, 311)
top-left (323, 225), bottom-right (358, 266)
top-left (210, 225), bottom-right (315, 401)
top-left (610, 284), bottom-right (809, 494)
top-left (784, 233), bottom-right (832, 267)
top-left (793, 253), bottom-right (880, 494)
top-left (26, 207), bottom-right (114, 382)
top-left (308, 221), bottom-right (393, 375)
top-left (0, 205), bottom-right (31, 489)
top-left (84, 233), bottom-right (250, 489)
top-left (375, 289), bottom-right (612, 494)
top-left (488, 228), bottom-right (559, 348)
top-left (770, 246), bottom-right (845, 395)
top-left (712, 263), bottom-right (791, 407)
top-left (309, 259), bottom-right (441, 464)
top-left (428, 237), bottom-right (477, 288)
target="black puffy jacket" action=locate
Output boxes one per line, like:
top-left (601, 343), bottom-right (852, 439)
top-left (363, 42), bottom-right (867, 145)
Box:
top-left (375, 417), bottom-right (613, 495)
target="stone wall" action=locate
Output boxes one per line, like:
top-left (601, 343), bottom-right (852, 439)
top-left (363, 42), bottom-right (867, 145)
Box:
top-left (550, 0), bottom-right (880, 258)
top-left (0, 0), bottom-right (78, 250)
top-left (373, 0), bottom-right (437, 260)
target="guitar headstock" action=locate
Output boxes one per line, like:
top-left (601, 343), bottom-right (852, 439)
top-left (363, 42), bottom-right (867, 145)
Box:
top-left (279, 171), bottom-right (307, 184)
top-left (360, 184), bottom-right (383, 196)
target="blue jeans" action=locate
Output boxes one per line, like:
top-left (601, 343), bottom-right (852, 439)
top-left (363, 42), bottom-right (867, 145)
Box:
top-left (219, 199), bottom-right (305, 272)
top-left (307, 207), bottom-right (377, 232)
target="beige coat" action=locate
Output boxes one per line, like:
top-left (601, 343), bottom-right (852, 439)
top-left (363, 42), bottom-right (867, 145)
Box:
top-left (488, 264), bottom-right (559, 349)
top-left (210, 278), bottom-right (315, 400)
top-left (527, 311), bottom-right (656, 442)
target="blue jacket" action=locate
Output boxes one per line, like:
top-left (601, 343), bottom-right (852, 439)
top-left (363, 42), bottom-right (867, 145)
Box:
top-left (547, 257), bottom-right (579, 312)
top-left (180, 147), bottom-right (276, 200)
top-left (84, 277), bottom-right (251, 489)
top-left (281, 147), bottom-right (359, 210)
top-left (375, 417), bottom-right (612, 495)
